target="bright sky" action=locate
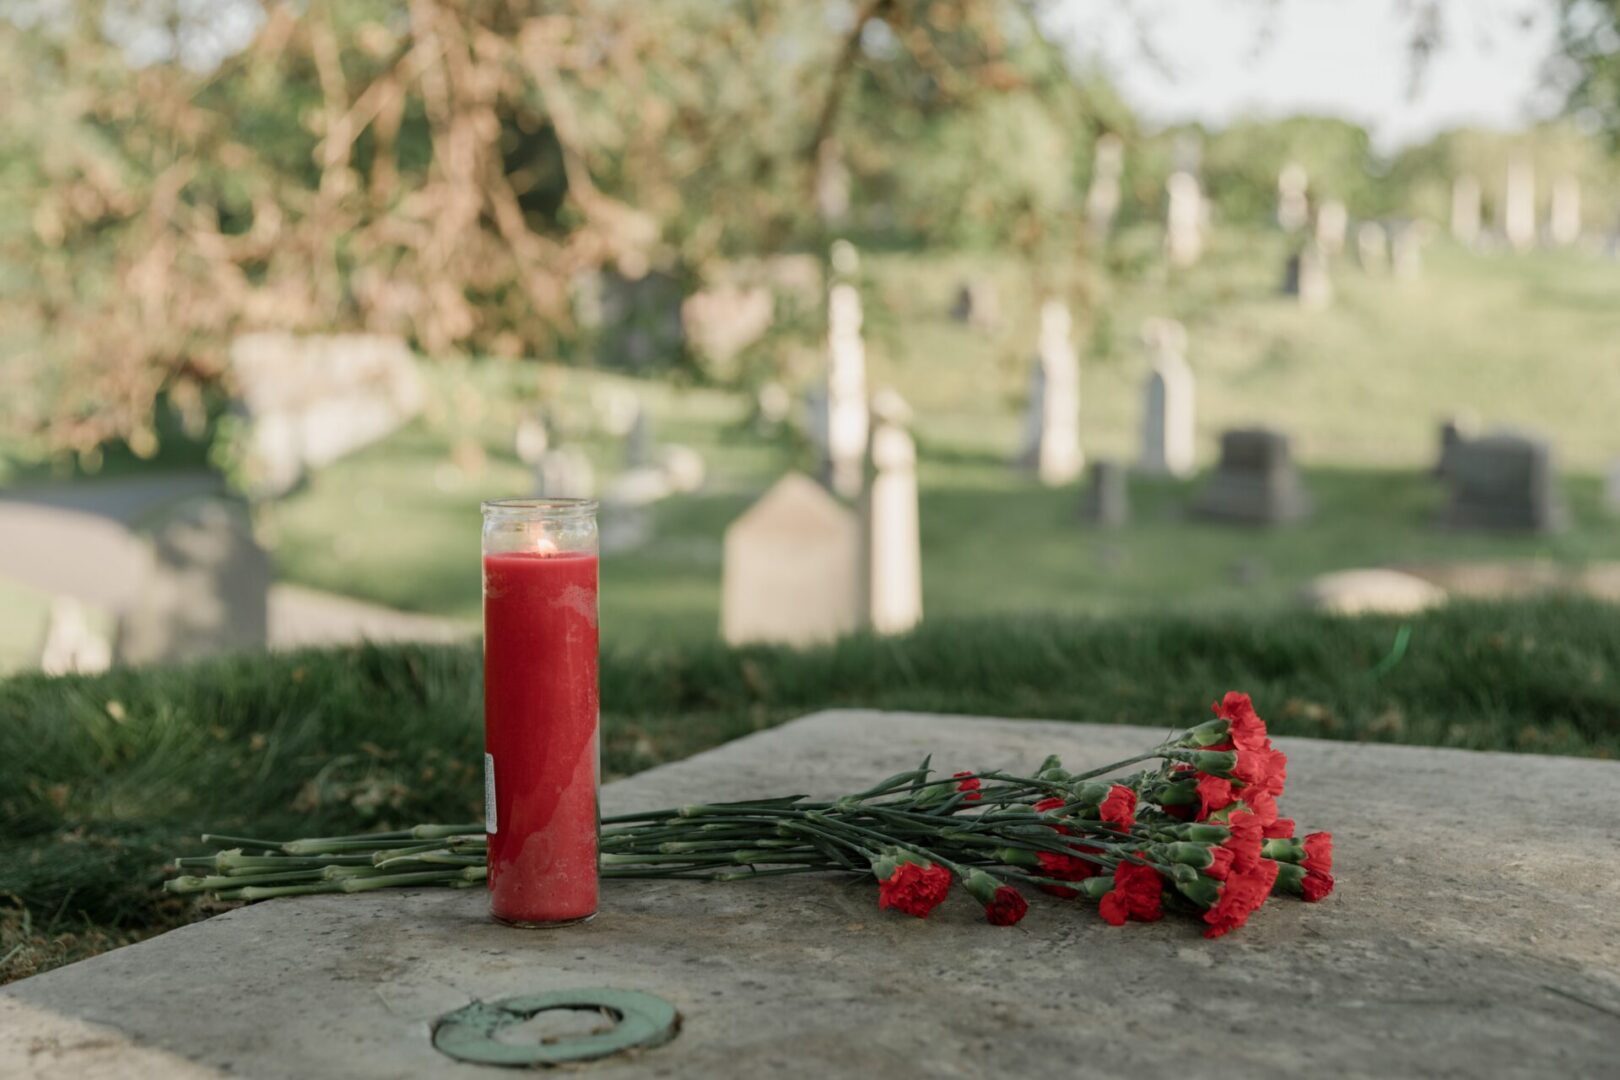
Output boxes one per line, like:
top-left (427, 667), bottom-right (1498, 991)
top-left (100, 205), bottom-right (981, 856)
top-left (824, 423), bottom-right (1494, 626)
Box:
top-left (1047, 0), bottom-right (1562, 151)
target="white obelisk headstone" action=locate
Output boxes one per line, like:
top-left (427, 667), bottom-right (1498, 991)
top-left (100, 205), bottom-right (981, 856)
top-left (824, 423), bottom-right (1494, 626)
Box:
top-left (1315, 199), bottom-right (1348, 256)
top-left (1023, 300), bottom-right (1083, 486)
top-left (1138, 318), bottom-right (1196, 478)
top-left (1549, 175), bottom-right (1581, 247)
top-left (1277, 163), bottom-right (1309, 233)
top-left (862, 399), bottom-right (922, 637)
top-left (1503, 157), bottom-right (1536, 253)
top-left (824, 277), bottom-right (869, 499)
top-left (1165, 171), bottom-right (1204, 269)
top-left (1085, 134), bottom-right (1125, 246)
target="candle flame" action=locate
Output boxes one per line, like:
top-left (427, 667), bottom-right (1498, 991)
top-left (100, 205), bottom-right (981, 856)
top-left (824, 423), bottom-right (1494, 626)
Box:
top-left (526, 522), bottom-right (559, 555)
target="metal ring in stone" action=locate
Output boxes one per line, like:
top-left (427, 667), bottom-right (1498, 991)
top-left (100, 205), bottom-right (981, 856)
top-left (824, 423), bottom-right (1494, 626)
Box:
top-left (431, 988), bottom-right (680, 1067)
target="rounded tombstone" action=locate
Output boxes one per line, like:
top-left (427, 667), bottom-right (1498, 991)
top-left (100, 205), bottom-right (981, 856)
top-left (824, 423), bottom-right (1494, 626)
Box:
top-left (1300, 569), bottom-right (1446, 617)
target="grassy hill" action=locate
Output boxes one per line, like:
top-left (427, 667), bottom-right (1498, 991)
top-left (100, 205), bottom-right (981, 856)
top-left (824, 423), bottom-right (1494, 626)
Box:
top-left (260, 231), bottom-right (1620, 648)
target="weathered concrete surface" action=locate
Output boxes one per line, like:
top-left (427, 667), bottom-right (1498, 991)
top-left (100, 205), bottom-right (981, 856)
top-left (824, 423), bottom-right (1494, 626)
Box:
top-left (5, 711), bottom-right (1619, 1079)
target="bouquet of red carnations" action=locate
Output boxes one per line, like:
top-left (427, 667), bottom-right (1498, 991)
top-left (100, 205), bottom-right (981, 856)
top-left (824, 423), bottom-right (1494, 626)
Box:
top-left (166, 692), bottom-right (1332, 939)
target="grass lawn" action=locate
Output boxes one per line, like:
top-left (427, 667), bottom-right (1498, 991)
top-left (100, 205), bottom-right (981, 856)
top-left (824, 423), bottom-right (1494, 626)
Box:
top-left (4, 598), bottom-right (1619, 983)
top-left (263, 231), bottom-right (1620, 648)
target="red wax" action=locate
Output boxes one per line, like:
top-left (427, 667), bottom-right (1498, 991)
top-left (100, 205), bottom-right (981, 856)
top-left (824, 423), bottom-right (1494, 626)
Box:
top-left (483, 550), bottom-right (600, 925)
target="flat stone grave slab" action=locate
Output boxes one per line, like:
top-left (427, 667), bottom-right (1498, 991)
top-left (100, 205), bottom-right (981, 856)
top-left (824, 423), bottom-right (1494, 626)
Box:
top-left (5, 711), bottom-right (1619, 1078)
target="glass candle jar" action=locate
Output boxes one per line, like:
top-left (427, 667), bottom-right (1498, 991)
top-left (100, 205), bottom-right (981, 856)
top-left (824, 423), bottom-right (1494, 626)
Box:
top-left (481, 498), bottom-right (600, 927)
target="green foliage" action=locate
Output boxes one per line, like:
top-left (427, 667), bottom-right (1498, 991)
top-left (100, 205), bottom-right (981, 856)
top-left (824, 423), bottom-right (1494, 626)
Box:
top-left (0, 0), bottom-right (1105, 464)
top-left (1200, 116), bottom-right (1385, 220)
top-left (1390, 121), bottom-right (1620, 226)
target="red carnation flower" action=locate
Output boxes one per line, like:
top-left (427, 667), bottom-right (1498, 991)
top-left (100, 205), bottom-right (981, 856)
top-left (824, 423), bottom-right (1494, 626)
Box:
top-left (954, 771), bottom-right (983, 803)
top-left (1230, 748), bottom-right (1268, 789)
top-left (985, 885), bottom-right (1028, 925)
top-left (1262, 817), bottom-right (1296, 840)
top-left (876, 861), bottom-right (953, 918)
top-left (1034, 797), bottom-right (1072, 833)
top-left (1300, 831), bottom-right (1335, 903)
top-left (1242, 790), bottom-right (1280, 828)
top-left (1222, 810), bottom-right (1264, 873)
top-left (1098, 860), bottom-right (1164, 926)
top-left (1205, 845), bottom-right (1234, 881)
top-left (1213, 692), bottom-right (1270, 752)
top-left (1035, 848), bottom-right (1095, 898)
top-left (1202, 858), bottom-right (1280, 939)
top-left (1037, 849), bottom-right (1095, 881)
top-left (1099, 785), bottom-right (1137, 831)
top-left (1195, 774), bottom-right (1235, 819)
top-left (1259, 747), bottom-right (1289, 798)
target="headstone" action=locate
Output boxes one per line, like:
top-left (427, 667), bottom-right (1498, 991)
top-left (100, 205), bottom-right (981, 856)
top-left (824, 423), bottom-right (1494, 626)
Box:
top-left (1084, 133), bottom-right (1124, 245)
top-left (1440, 432), bottom-right (1566, 533)
top-left (595, 269), bottom-right (686, 369)
top-left (1080, 460), bottom-right (1129, 527)
top-left (659, 445), bottom-right (706, 494)
top-left (862, 413), bottom-right (922, 637)
top-left (823, 280), bottom-right (870, 499)
top-left (513, 414), bottom-right (550, 467)
top-left (1451, 174), bottom-right (1481, 246)
top-left (9, 710), bottom-right (1620, 1078)
top-left (721, 473), bottom-right (860, 646)
top-left (1314, 199), bottom-right (1347, 256)
top-left (815, 137), bottom-right (851, 226)
top-left (1164, 171), bottom-right (1204, 268)
top-left (1301, 569), bottom-right (1447, 616)
top-left (1138, 318), bottom-right (1195, 478)
top-left (625, 406), bottom-right (653, 469)
top-left (117, 498), bottom-right (271, 666)
top-left (1277, 162), bottom-right (1309, 232)
top-left (1282, 241), bottom-right (1332, 309)
top-left (829, 239), bottom-right (860, 279)
top-left (1503, 157), bottom-right (1536, 253)
top-left (1549, 175), bottom-right (1581, 246)
top-left (599, 469), bottom-right (669, 555)
top-left (734, 254), bottom-right (823, 320)
top-left (1390, 223), bottom-right (1424, 281)
top-left (681, 284), bottom-right (774, 371)
top-left (39, 597), bottom-right (112, 676)
top-left (1192, 428), bottom-right (1312, 525)
top-left (1604, 459), bottom-right (1620, 515)
top-left (1434, 412), bottom-right (1480, 479)
top-left (1355, 222), bottom-right (1387, 273)
top-left (756, 382), bottom-right (792, 428)
top-left (1018, 300), bottom-right (1083, 486)
top-left (534, 447), bottom-right (595, 500)
top-left (229, 333), bottom-right (424, 498)
top-left (950, 278), bottom-right (1001, 332)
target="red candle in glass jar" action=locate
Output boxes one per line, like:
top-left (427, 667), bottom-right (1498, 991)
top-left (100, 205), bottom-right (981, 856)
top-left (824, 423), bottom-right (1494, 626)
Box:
top-left (481, 499), bottom-right (600, 926)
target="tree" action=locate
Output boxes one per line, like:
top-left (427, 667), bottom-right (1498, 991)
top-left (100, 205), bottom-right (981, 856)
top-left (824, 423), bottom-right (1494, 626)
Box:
top-left (2, 0), bottom-right (1104, 464)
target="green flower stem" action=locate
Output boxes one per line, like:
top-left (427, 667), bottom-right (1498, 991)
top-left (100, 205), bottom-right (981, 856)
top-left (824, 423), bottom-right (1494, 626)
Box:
top-left (708, 865), bottom-right (836, 883)
top-left (801, 813), bottom-right (967, 877)
top-left (655, 838), bottom-right (802, 854)
top-left (164, 869), bottom-right (325, 893)
top-left (599, 796), bottom-right (820, 825)
top-left (218, 853), bottom-right (378, 874)
top-left (1062, 748), bottom-right (1178, 783)
top-left (197, 834), bottom-right (286, 851)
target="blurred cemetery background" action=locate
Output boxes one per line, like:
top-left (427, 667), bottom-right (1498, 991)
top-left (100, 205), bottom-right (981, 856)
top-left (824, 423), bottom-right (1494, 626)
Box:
top-left (5, 0), bottom-right (1620, 670)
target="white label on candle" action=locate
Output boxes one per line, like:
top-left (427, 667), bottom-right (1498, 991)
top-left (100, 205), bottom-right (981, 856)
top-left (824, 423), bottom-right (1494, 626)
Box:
top-left (484, 753), bottom-right (497, 834)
